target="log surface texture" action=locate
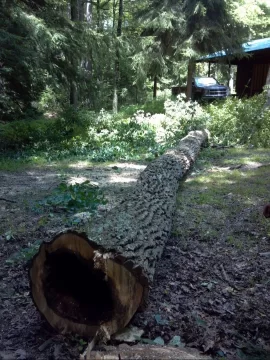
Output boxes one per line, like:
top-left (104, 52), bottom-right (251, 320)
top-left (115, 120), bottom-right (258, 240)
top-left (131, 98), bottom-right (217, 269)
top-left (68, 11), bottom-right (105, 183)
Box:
top-left (30, 130), bottom-right (208, 337)
top-left (86, 130), bottom-right (208, 283)
top-left (87, 344), bottom-right (211, 360)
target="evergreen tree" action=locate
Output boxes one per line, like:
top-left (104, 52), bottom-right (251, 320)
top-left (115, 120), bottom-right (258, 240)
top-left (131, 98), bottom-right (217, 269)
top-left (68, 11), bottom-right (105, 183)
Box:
top-left (136, 0), bottom-right (249, 99)
top-left (0, 0), bottom-right (84, 118)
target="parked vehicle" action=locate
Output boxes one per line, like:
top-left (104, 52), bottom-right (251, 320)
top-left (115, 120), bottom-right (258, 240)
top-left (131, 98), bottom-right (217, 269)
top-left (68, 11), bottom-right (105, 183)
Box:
top-left (192, 77), bottom-right (229, 100)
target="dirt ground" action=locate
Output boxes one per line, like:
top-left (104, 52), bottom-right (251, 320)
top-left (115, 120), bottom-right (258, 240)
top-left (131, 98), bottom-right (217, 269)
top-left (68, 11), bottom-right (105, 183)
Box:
top-left (1, 149), bottom-right (270, 360)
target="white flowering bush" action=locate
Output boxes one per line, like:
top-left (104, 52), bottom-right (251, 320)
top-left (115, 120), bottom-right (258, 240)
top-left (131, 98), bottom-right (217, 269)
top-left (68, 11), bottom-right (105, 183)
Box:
top-left (163, 94), bottom-right (210, 143)
top-left (130, 94), bottom-right (210, 145)
top-left (131, 110), bottom-right (169, 144)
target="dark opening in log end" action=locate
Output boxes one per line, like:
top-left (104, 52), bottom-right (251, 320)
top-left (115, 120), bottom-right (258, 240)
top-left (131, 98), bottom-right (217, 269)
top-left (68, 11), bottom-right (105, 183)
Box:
top-left (30, 231), bottom-right (145, 337)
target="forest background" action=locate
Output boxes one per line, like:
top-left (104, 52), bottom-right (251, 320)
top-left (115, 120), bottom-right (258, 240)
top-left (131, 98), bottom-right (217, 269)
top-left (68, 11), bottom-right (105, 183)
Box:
top-left (0, 0), bottom-right (270, 166)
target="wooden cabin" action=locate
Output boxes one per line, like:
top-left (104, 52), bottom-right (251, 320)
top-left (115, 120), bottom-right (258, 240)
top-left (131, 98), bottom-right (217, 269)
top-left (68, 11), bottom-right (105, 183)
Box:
top-left (197, 38), bottom-right (270, 97)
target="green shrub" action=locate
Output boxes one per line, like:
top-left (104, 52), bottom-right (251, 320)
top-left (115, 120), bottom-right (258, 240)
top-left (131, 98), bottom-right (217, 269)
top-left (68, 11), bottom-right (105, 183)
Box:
top-left (37, 180), bottom-right (107, 213)
top-left (164, 95), bottom-right (210, 142)
top-left (47, 107), bottom-right (95, 143)
top-left (142, 99), bottom-right (165, 114)
top-left (0, 107), bottom-right (96, 151)
top-left (38, 86), bottom-right (68, 113)
top-left (129, 95), bottom-right (210, 145)
top-left (0, 97), bottom-right (210, 164)
top-left (207, 93), bottom-right (270, 147)
top-left (0, 118), bottom-right (53, 150)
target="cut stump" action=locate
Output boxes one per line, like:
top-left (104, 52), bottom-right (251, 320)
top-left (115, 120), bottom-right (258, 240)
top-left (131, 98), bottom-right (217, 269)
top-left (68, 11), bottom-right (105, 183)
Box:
top-left (29, 130), bottom-right (208, 337)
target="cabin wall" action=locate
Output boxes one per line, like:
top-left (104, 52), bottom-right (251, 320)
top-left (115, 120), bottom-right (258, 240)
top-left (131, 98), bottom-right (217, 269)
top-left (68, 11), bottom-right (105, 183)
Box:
top-left (236, 62), bottom-right (253, 97)
top-left (235, 49), bottom-right (270, 97)
top-left (236, 62), bottom-right (270, 97)
top-left (250, 63), bottom-right (269, 95)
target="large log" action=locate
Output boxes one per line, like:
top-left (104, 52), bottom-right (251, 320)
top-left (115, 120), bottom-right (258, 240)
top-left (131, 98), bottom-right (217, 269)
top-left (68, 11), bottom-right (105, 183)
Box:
top-left (29, 130), bottom-right (208, 338)
top-left (86, 344), bottom-right (211, 360)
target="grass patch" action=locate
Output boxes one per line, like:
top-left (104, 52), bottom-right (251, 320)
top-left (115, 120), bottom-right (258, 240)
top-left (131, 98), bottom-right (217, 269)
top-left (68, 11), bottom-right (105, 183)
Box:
top-left (194, 147), bottom-right (270, 171)
top-left (175, 147), bottom-right (270, 245)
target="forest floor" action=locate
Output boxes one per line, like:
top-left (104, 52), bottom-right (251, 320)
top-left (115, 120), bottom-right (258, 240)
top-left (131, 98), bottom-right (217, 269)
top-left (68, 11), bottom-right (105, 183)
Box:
top-left (0, 147), bottom-right (270, 360)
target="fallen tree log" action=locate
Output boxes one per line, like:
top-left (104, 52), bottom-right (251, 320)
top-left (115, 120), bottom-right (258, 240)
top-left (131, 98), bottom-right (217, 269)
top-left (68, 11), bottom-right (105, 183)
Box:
top-left (84, 344), bottom-right (211, 360)
top-left (29, 130), bottom-right (208, 338)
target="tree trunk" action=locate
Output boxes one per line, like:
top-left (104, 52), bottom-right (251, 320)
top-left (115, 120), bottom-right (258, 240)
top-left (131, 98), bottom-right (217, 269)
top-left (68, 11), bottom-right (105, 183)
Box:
top-left (29, 130), bottom-right (209, 338)
top-left (97, 0), bottom-right (100, 30)
top-left (113, 0), bottom-right (123, 113)
top-left (112, 0), bottom-right (117, 29)
top-left (78, 0), bottom-right (85, 21)
top-left (186, 60), bottom-right (195, 100)
top-left (70, 0), bottom-right (78, 20)
top-left (70, 81), bottom-right (78, 107)
top-left (153, 75), bottom-right (158, 99)
top-left (86, 1), bottom-right (92, 23)
top-left (70, 0), bottom-right (79, 107)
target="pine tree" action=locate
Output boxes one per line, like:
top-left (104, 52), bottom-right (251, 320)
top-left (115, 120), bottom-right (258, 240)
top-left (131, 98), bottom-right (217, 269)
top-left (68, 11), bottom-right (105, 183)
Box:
top-left (0, 0), bottom-right (84, 118)
top-left (136, 0), bottom-right (248, 99)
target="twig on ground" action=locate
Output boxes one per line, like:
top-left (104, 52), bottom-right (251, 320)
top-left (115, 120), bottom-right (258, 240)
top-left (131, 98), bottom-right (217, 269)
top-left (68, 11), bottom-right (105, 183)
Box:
top-left (0, 197), bottom-right (17, 203)
top-left (81, 333), bottom-right (99, 360)
top-left (38, 338), bottom-right (53, 352)
top-left (259, 252), bottom-right (270, 257)
top-left (220, 264), bottom-right (230, 282)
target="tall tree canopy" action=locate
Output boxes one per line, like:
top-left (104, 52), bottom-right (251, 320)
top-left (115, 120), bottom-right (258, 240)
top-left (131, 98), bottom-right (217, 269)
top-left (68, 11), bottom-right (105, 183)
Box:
top-left (0, 0), bottom-right (269, 119)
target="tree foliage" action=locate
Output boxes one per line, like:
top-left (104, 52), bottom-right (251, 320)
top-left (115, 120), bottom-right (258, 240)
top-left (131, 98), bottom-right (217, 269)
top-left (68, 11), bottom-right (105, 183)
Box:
top-left (0, 0), bottom-right (269, 120)
top-left (0, 0), bottom-right (83, 118)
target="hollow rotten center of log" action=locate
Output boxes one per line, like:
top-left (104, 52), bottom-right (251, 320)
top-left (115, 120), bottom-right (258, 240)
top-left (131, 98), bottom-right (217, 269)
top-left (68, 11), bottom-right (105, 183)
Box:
top-left (43, 250), bottom-right (114, 325)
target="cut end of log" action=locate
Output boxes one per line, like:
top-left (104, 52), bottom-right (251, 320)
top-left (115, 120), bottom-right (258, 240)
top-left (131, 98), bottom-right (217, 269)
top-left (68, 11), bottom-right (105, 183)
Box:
top-left (30, 231), bottom-right (144, 337)
top-left (43, 251), bottom-right (115, 325)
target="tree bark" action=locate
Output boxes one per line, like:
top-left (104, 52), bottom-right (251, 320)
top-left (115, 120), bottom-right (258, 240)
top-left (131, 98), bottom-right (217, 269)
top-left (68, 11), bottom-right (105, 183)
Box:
top-left (186, 60), bottom-right (195, 100)
top-left (70, 0), bottom-right (79, 107)
top-left (78, 0), bottom-right (85, 21)
top-left (113, 0), bottom-right (123, 113)
top-left (96, 0), bottom-right (100, 29)
top-left (88, 344), bottom-right (211, 360)
top-left (153, 75), bottom-right (158, 99)
top-left (29, 130), bottom-right (209, 338)
top-left (69, 81), bottom-right (78, 107)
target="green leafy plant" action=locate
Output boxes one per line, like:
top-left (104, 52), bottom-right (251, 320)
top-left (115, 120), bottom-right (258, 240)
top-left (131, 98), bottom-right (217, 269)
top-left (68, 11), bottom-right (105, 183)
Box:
top-left (38, 180), bottom-right (107, 213)
top-left (5, 240), bottom-right (41, 265)
top-left (163, 94), bottom-right (210, 143)
top-left (4, 230), bottom-right (15, 241)
top-left (70, 335), bottom-right (87, 352)
top-left (206, 93), bottom-right (270, 147)
top-left (77, 338), bottom-right (87, 352)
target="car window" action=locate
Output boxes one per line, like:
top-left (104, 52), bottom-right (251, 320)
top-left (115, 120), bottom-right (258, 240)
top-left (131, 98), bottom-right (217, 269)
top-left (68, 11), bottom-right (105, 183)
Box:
top-left (195, 77), bottom-right (218, 86)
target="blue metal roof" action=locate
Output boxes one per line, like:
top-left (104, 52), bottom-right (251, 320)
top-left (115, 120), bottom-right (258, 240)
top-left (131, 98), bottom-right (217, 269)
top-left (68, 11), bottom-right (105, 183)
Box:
top-left (200, 37), bottom-right (270, 60)
top-left (243, 37), bottom-right (270, 52)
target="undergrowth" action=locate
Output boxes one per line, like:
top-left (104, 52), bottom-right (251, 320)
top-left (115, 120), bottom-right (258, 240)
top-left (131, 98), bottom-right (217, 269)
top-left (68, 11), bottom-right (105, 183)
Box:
top-left (0, 93), bottom-right (269, 170)
top-left (207, 93), bottom-right (270, 147)
top-left (0, 96), bottom-right (208, 168)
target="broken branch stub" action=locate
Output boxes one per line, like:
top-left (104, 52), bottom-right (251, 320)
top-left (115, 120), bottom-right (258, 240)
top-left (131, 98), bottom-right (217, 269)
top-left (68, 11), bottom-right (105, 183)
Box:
top-left (29, 130), bottom-right (209, 337)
